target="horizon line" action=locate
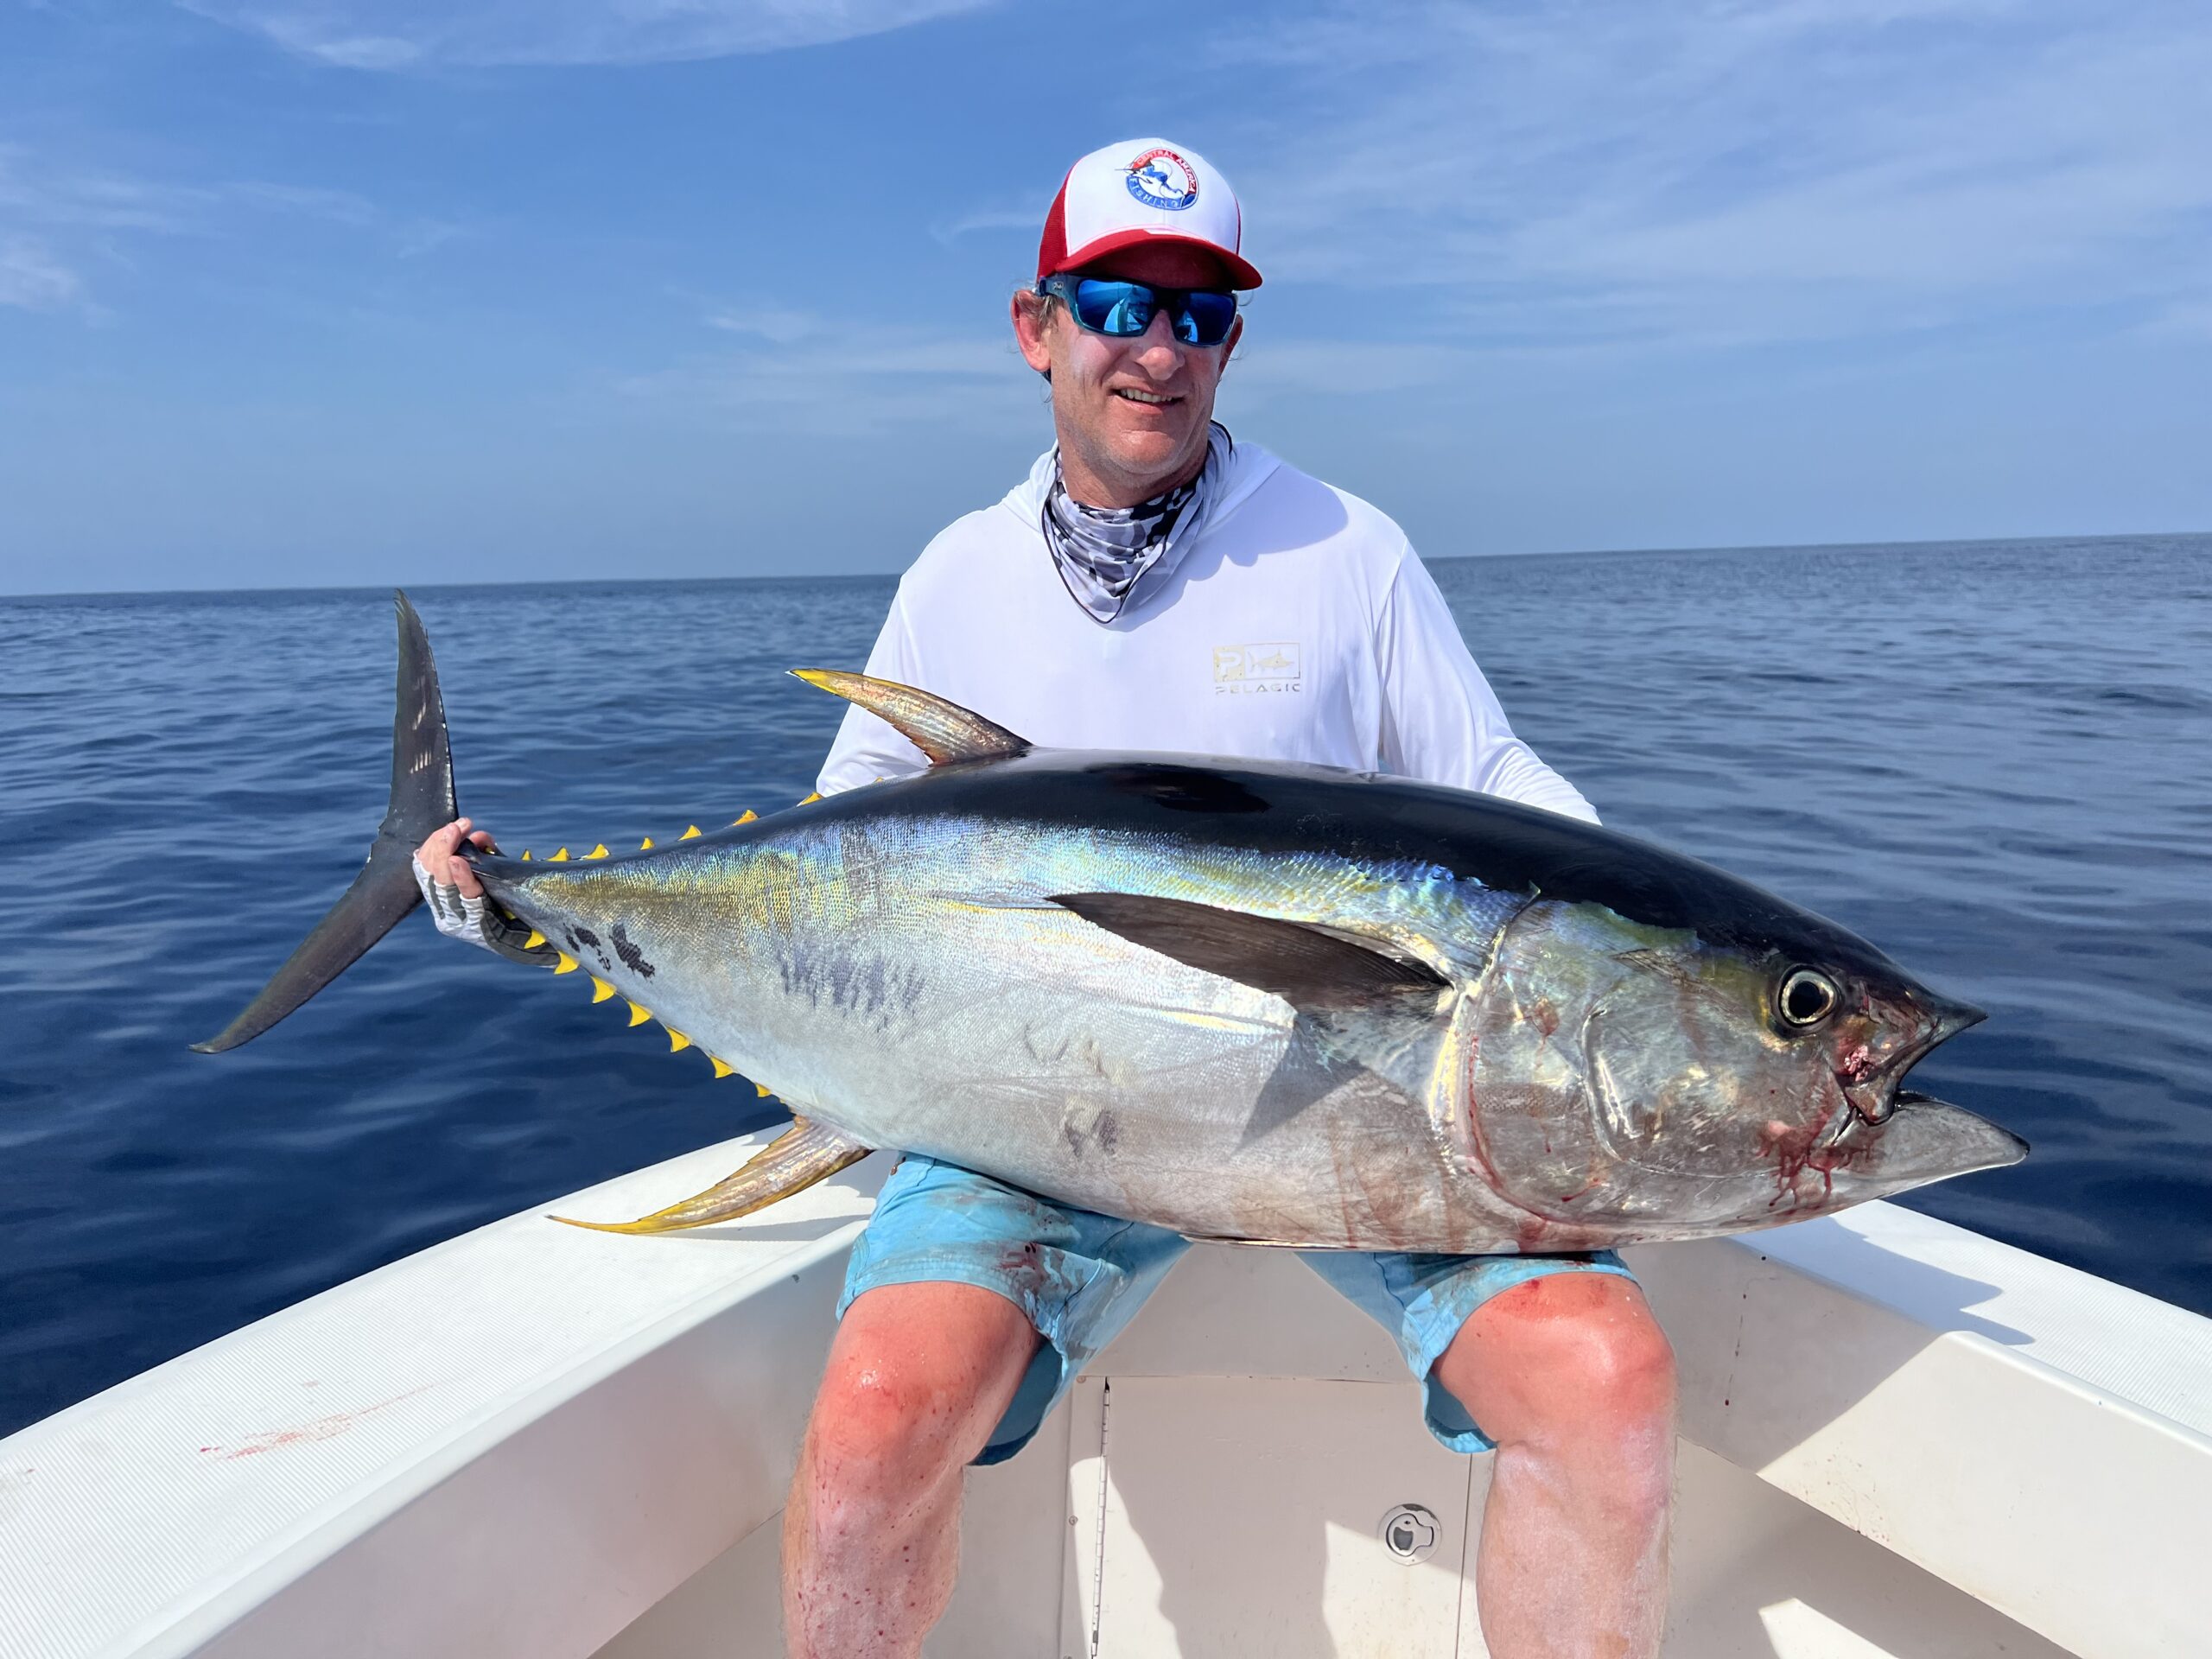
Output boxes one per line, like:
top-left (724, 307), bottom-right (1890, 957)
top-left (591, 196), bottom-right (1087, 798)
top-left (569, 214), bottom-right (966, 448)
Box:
top-left (4, 526), bottom-right (2206, 603)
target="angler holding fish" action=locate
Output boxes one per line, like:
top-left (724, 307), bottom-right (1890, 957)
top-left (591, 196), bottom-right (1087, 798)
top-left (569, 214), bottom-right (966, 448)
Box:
top-left (208, 139), bottom-right (2022, 1659)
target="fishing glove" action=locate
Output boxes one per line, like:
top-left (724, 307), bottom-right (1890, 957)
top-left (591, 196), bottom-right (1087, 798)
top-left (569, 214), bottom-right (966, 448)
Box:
top-left (410, 855), bottom-right (557, 967)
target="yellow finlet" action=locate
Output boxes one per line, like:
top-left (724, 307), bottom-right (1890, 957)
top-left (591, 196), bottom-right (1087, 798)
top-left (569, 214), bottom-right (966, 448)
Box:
top-left (521, 850), bottom-right (532, 861)
top-left (590, 976), bottom-right (615, 1003)
top-left (626, 1001), bottom-right (652, 1027)
top-left (554, 952), bottom-right (579, 975)
top-left (550, 848), bottom-right (570, 861)
top-left (709, 1056), bottom-right (734, 1078)
top-left (667, 1029), bottom-right (692, 1053)
top-left (585, 842), bottom-right (609, 860)
top-left (798, 791), bottom-right (822, 804)
top-left (679, 824), bottom-right (702, 840)
top-left (639, 836), bottom-right (655, 850)
top-left (755, 1082), bottom-right (772, 1098)
top-left (733, 810), bottom-right (758, 825)
top-left (523, 930), bottom-right (546, 950)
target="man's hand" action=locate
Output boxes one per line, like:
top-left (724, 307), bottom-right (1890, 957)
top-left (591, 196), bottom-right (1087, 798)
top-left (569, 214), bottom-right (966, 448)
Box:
top-left (410, 817), bottom-right (517, 956)
top-left (416, 817), bottom-right (495, 899)
top-left (408, 817), bottom-right (551, 964)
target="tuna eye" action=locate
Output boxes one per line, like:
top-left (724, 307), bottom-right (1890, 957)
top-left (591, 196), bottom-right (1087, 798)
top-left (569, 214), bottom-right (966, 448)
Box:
top-left (1778, 969), bottom-right (1839, 1027)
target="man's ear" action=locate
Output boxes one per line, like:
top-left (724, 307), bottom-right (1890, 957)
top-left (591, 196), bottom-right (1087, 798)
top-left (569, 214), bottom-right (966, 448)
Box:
top-left (1011, 290), bottom-right (1056, 377)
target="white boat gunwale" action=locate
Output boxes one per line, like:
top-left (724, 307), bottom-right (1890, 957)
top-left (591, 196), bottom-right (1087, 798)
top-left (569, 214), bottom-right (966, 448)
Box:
top-left (3, 1131), bottom-right (2207, 1659)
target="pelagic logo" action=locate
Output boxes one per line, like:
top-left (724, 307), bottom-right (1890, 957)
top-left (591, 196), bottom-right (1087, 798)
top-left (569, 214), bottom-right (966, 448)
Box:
top-left (1213, 642), bottom-right (1303, 694)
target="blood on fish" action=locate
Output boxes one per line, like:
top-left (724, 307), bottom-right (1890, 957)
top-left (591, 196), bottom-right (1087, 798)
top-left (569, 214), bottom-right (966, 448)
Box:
top-left (1758, 1110), bottom-right (1862, 1209)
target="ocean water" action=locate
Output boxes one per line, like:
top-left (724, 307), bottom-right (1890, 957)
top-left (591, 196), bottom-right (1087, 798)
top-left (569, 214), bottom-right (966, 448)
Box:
top-left (2, 533), bottom-right (2208, 1438)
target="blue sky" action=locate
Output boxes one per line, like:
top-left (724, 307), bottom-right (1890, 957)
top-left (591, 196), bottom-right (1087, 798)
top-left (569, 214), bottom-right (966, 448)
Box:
top-left (2, 0), bottom-right (2207, 594)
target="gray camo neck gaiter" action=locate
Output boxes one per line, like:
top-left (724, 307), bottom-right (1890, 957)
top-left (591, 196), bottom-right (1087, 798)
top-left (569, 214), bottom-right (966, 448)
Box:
top-left (1040, 423), bottom-right (1231, 625)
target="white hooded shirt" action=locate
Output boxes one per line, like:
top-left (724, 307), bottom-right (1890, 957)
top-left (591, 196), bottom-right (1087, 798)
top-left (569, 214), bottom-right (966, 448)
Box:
top-left (817, 441), bottom-right (1597, 824)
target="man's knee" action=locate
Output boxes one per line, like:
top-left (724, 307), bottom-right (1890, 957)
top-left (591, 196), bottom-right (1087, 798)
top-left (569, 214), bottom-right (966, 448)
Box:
top-left (1437, 1272), bottom-right (1676, 1456)
top-left (802, 1281), bottom-right (1041, 1503)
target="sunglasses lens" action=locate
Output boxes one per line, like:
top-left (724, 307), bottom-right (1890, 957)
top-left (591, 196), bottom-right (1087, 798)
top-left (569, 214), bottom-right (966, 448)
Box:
top-left (1180, 291), bottom-right (1236, 346)
top-left (1072, 280), bottom-right (1155, 336)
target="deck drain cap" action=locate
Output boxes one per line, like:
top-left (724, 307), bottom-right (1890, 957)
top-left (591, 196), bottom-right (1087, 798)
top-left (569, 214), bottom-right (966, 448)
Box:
top-left (1380, 1503), bottom-right (1440, 1562)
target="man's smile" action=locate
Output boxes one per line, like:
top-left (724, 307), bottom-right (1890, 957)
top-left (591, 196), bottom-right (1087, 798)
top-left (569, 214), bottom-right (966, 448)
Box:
top-left (1111, 387), bottom-right (1181, 405)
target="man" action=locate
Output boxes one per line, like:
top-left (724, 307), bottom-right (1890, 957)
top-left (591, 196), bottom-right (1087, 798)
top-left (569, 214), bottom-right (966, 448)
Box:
top-left (417, 139), bottom-right (1675, 1658)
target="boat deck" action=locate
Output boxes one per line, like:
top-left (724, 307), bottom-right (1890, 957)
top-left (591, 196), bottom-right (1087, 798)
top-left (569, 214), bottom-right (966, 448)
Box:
top-left (3, 1132), bottom-right (2208, 1657)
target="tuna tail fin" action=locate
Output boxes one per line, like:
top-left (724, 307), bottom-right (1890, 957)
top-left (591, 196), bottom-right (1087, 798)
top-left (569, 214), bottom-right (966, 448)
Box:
top-left (191, 591), bottom-right (454, 1053)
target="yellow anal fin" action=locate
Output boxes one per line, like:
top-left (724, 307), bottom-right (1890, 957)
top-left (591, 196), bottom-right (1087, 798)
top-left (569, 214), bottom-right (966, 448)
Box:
top-left (550, 1117), bottom-right (872, 1236)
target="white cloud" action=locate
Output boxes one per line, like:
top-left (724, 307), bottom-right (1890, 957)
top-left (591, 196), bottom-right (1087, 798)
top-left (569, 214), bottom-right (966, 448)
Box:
top-left (0, 143), bottom-right (201, 235)
top-left (1222, 338), bottom-right (1478, 398)
top-left (930, 202), bottom-right (1051, 246)
top-left (702, 300), bottom-right (829, 346)
top-left (175, 0), bottom-right (995, 69)
top-left (0, 237), bottom-right (84, 311)
top-left (623, 304), bottom-right (1034, 434)
top-left (0, 144), bottom-right (461, 315)
top-left (1212, 0), bottom-right (2212, 353)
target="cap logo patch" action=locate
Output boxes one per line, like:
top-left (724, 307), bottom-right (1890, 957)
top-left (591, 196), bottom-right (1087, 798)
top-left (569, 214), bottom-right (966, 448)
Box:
top-left (1125, 148), bottom-right (1199, 212)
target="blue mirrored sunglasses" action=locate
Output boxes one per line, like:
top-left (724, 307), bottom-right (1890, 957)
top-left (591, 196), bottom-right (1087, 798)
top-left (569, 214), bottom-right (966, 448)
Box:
top-left (1038, 273), bottom-right (1238, 347)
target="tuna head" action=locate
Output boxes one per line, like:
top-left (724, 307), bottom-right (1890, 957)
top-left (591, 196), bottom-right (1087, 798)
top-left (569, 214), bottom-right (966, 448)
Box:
top-left (1457, 895), bottom-right (2026, 1245)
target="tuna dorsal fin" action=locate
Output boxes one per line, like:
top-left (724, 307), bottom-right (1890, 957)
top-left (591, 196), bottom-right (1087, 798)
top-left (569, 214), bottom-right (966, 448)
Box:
top-left (1052, 892), bottom-right (1450, 1009)
top-left (791, 670), bottom-right (1030, 766)
top-left (549, 1116), bottom-right (872, 1236)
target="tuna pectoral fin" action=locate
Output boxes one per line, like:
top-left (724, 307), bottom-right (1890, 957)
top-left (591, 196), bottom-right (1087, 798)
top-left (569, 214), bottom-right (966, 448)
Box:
top-left (192, 591), bottom-right (455, 1053)
top-left (549, 1118), bottom-right (873, 1236)
top-left (1052, 892), bottom-right (1450, 1009)
top-left (789, 669), bottom-right (1029, 766)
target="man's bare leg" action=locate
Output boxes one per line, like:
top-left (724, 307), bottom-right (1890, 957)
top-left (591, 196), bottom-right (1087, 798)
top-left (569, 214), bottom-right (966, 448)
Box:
top-left (1434, 1273), bottom-right (1677, 1659)
top-left (783, 1281), bottom-right (1040, 1659)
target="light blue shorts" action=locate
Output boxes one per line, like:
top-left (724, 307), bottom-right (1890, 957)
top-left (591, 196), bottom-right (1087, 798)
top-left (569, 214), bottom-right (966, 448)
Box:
top-left (838, 1154), bottom-right (1636, 1465)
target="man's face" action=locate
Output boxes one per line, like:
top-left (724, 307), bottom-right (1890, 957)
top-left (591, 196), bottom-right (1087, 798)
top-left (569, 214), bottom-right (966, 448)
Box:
top-left (1013, 242), bottom-right (1243, 505)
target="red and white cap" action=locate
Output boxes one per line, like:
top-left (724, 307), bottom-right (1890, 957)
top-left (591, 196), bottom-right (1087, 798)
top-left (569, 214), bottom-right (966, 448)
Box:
top-left (1036, 137), bottom-right (1262, 291)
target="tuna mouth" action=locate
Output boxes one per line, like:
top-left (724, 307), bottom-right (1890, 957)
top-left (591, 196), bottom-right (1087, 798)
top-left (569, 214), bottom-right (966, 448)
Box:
top-left (1830, 1087), bottom-right (2031, 1191)
top-left (1838, 993), bottom-right (1986, 1128)
top-left (1842, 1072), bottom-right (1903, 1127)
